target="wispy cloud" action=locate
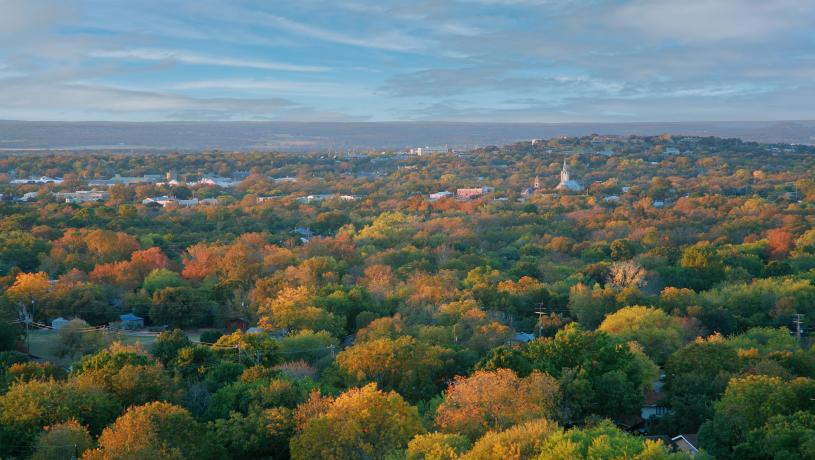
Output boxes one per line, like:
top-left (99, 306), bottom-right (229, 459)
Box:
top-left (170, 78), bottom-right (369, 97)
top-left (254, 13), bottom-right (433, 52)
top-left (91, 48), bottom-right (329, 72)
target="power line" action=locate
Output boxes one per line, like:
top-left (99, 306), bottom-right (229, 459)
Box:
top-left (794, 313), bottom-right (805, 347)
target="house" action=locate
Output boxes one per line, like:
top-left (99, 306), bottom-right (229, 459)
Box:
top-left (226, 317), bottom-right (250, 332)
top-left (120, 313), bottom-right (144, 330)
top-left (88, 174), bottom-right (162, 187)
top-left (294, 227), bottom-right (315, 243)
top-left (429, 191), bottom-right (453, 201)
top-left (646, 434), bottom-right (700, 456)
top-left (410, 146), bottom-right (449, 155)
top-left (672, 434), bottom-right (700, 455)
top-left (273, 177), bottom-right (298, 183)
top-left (142, 196), bottom-right (200, 207)
top-left (56, 190), bottom-right (109, 203)
top-left (641, 389), bottom-right (670, 421)
top-left (664, 147), bottom-right (681, 155)
top-left (603, 195), bottom-right (621, 203)
top-left (510, 332), bottom-right (536, 344)
top-left (17, 191), bottom-right (39, 202)
top-left (193, 175), bottom-right (243, 188)
top-left (456, 187), bottom-right (494, 200)
top-left (51, 317), bottom-right (70, 330)
top-left (296, 194), bottom-right (335, 204)
top-left (11, 176), bottom-right (63, 184)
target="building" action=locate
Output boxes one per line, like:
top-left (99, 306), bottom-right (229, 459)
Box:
top-left (296, 194), bottom-right (335, 204)
top-left (16, 191), bottom-right (39, 202)
top-left (226, 317), bottom-right (250, 332)
top-left (10, 176), bottom-right (63, 185)
top-left (192, 175), bottom-right (243, 188)
top-left (120, 313), bottom-right (144, 330)
top-left (273, 177), bottom-right (298, 183)
top-left (429, 191), bottom-right (453, 201)
top-left (555, 160), bottom-right (583, 192)
top-left (51, 317), bottom-right (70, 330)
top-left (456, 187), bottom-right (494, 200)
top-left (410, 146), bottom-right (449, 156)
top-left (142, 196), bottom-right (200, 207)
top-left (56, 190), bottom-right (109, 203)
top-left (87, 174), bottom-right (162, 187)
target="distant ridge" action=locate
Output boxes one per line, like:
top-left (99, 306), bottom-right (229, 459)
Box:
top-left (1, 120), bottom-right (814, 152)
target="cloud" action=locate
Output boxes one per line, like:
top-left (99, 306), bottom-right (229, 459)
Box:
top-left (90, 49), bottom-right (328, 72)
top-left (170, 79), bottom-right (369, 97)
top-left (610, 0), bottom-right (815, 43)
top-left (0, 79), bottom-right (362, 121)
top-left (257, 14), bottom-right (433, 52)
top-left (0, 0), bottom-right (76, 35)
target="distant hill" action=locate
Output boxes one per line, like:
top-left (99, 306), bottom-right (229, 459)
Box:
top-left (1, 120), bottom-right (814, 153)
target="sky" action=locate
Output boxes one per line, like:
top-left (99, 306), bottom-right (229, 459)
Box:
top-left (0, 0), bottom-right (814, 122)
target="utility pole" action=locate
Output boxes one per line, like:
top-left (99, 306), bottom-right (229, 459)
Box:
top-left (535, 301), bottom-right (547, 338)
top-left (794, 314), bottom-right (805, 347)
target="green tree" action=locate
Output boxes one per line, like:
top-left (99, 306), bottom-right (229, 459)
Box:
top-left (662, 335), bottom-right (741, 432)
top-left (143, 268), bottom-right (188, 296)
top-left (525, 324), bottom-right (659, 423)
top-left (32, 419), bottom-right (94, 460)
top-left (538, 420), bottom-right (695, 459)
top-left (208, 408), bottom-right (294, 460)
top-left (0, 379), bottom-right (120, 459)
top-left (150, 286), bottom-right (211, 328)
top-left (598, 306), bottom-right (687, 364)
top-left (151, 329), bottom-right (192, 366)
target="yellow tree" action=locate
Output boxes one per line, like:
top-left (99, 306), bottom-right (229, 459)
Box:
top-left (83, 401), bottom-right (223, 460)
top-left (290, 383), bottom-right (424, 460)
top-left (6, 272), bottom-right (49, 317)
top-left (435, 369), bottom-right (559, 440)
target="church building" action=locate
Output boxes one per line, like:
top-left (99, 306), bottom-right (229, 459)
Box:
top-left (555, 160), bottom-right (583, 192)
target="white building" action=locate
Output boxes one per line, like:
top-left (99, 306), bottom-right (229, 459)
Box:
top-left (193, 175), bottom-right (243, 188)
top-left (87, 174), bottom-right (162, 187)
top-left (429, 191), bottom-right (453, 201)
top-left (411, 146), bottom-right (449, 156)
top-left (555, 160), bottom-right (583, 192)
top-left (142, 196), bottom-right (200, 207)
top-left (56, 190), bottom-right (109, 203)
top-left (11, 176), bottom-right (63, 185)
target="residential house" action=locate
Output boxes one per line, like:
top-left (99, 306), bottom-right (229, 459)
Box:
top-left (120, 313), bottom-right (144, 330)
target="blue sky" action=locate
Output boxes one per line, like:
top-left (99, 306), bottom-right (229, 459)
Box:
top-left (1, 0), bottom-right (814, 122)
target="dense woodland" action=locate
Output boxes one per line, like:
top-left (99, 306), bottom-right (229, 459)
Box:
top-left (1, 135), bottom-right (815, 459)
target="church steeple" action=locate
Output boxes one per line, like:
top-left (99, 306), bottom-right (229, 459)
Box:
top-left (556, 158), bottom-right (582, 192)
top-left (533, 175), bottom-right (540, 190)
top-left (560, 159), bottom-right (570, 183)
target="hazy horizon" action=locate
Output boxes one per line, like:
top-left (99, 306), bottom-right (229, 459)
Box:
top-left (2, 119), bottom-right (815, 152)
